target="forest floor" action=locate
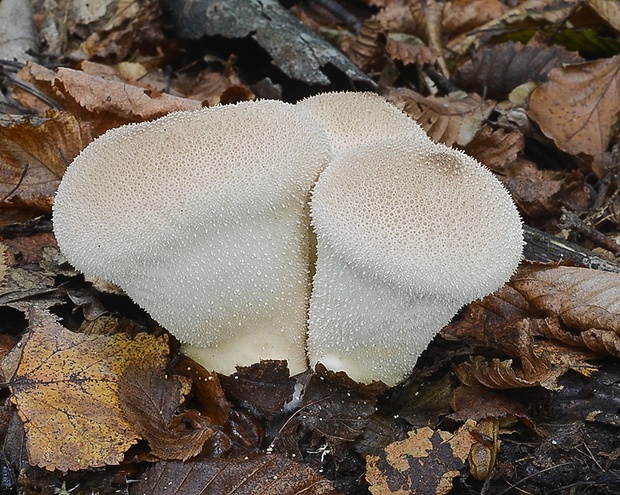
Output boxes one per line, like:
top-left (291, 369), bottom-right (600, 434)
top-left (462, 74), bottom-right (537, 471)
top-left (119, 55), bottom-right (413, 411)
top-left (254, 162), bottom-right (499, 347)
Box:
top-left (1, 0), bottom-right (620, 494)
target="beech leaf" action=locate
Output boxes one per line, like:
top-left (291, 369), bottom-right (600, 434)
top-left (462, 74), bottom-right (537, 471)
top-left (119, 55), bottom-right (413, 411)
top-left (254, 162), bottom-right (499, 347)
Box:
top-left (527, 55), bottom-right (620, 176)
top-left (511, 265), bottom-right (620, 334)
top-left (129, 455), bottom-right (339, 495)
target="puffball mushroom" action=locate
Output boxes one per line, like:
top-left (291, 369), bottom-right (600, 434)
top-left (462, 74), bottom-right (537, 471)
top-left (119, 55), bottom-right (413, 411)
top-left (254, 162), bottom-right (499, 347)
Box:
top-left (297, 91), bottom-right (431, 155)
top-left (307, 137), bottom-right (523, 386)
top-left (53, 100), bottom-right (330, 375)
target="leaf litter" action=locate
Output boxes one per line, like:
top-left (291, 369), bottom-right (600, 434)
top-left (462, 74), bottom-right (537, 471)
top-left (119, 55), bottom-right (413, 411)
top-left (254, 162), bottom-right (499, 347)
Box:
top-left (1, 0), bottom-right (620, 493)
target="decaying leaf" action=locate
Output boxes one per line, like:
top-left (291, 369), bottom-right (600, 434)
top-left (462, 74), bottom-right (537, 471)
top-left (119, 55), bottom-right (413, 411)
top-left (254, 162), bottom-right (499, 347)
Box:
top-left (442, 0), bottom-right (507, 36)
top-left (219, 360), bottom-right (295, 422)
top-left (53, 67), bottom-right (202, 144)
top-left (366, 421), bottom-right (477, 495)
top-left (512, 265), bottom-right (620, 336)
top-left (7, 308), bottom-right (169, 471)
top-left (449, 384), bottom-right (541, 436)
top-left (527, 55), bottom-right (620, 176)
top-left (79, 0), bottom-right (164, 61)
top-left (342, 19), bottom-right (386, 73)
top-left (385, 34), bottom-right (438, 66)
top-left (271, 365), bottom-right (385, 468)
top-left (0, 249), bottom-right (62, 313)
top-left (511, 265), bottom-right (620, 356)
top-left (447, 0), bottom-right (577, 56)
top-left (586, 0), bottom-right (620, 33)
top-left (453, 42), bottom-right (582, 100)
top-left (385, 87), bottom-right (495, 146)
top-left (129, 455), bottom-right (339, 495)
top-left (463, 126), bottom-right (524, 170)
top-left (0, 112), bottom-right (82, 211)
top-left (119, 366), bottom-right (220, 461)
top-left (502, 165), bottom-right (590, 227)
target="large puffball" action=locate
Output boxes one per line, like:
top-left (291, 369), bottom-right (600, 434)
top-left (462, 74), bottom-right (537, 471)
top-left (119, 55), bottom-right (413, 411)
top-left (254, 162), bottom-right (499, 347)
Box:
top-left (307, 137), bottom-right (523, 386)
top-left (53, 100), bottom-right (330, 375)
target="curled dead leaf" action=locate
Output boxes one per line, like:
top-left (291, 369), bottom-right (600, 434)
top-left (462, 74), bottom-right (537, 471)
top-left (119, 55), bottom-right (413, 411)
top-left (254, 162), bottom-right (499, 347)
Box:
top-left (511, 265), bottom-right (620, 335)
top-left (453, 42), bottom-right (582, 100)
top-left (385, 87), bottom-right (495, 146)
top-left (119, 366), bottom-right (223, 461)
top-left (0, 112), bottom-right (82, 211)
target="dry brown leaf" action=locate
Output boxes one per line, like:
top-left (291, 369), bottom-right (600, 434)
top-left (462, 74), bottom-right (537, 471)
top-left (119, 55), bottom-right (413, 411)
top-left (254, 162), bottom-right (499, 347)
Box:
top-left (447, 0), bottom-right (578, 56)
top-left (455, 355), bottom-right (536, 389)
top-left (385, 35), bottom-right (438, 66)
top-left (511, 265), bottom-right (620, 334)
top-left (449, 384), bottom-right (538, 433)
top-left (587, 0), bottom-right (620, 33)
top-left (0, 249), bottom-right (62, 312)
top-left (119, 366), bottom-right (221, 461)
top-left (11, 62), bottom-right (60, 114)
top-left (341, 19), bottom-right (386, 73)
top-left (173, 56), bottom-right (254, 106)
top-left (366, 421), bottom-right (477, 495)
top-left (0, 112), bottom-right (82, 211)
top-left (410, 0), bottom-right (448, 76)
top-left (442, 0), bottom-right (507, 36)
top-left (218, 360), bottom-right (295, 422)
top-left (53, 67), bottom-right (202, 144)
top-left (80, 0), bottom-right (163, 61)
top-left (502, 164), bottom-right (589, 226)
top-left (129, 455), bottom-right (339, 495)
top-left (463, 126), bottom-right (524, 170)
top-left (527, 55), bottom-right (620, 177)
top-left (7, 309), bottom-right (169, 471)
top-left (453, 42), bottom-right (583, 100)
top-left (374, 0), bottom-right (418, 33)
top-left (385, 87), bottom-right (495, 146)
top-left (442, 285), bottom-right (532, 343)
top-left (453, 340), bottom-right (596, 391)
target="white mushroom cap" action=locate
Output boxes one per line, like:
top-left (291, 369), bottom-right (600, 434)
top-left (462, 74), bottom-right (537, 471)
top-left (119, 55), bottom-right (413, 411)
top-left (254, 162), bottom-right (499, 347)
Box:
top-left (53, 100), bottom-right (330, 375)
top-left (307, 137), bottom-right (523, 386)
top-left (297, 91), bottom-right (431, 155)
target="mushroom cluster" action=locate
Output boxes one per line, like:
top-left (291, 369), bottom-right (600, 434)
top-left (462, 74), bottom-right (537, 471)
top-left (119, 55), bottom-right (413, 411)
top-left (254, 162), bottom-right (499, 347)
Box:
top-left (53, 92), bottom-right (523, 386)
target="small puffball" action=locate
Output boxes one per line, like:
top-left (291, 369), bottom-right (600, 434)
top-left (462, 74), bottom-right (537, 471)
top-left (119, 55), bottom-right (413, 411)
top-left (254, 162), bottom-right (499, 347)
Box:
top-left (307, 137), bottom-right (523, 386)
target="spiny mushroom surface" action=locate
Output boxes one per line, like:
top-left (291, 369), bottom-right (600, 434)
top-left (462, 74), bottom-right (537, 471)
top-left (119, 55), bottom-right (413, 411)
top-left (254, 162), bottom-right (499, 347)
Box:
top-left (297, 91), bottom-right (431, 155)
top-left (307, 137), bottom-right (523, 386)
top-left (53, 100), bottom-right (330, 375)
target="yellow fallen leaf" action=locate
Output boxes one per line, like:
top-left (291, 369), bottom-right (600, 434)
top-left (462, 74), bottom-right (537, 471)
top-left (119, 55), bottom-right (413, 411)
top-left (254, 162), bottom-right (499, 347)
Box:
top-left (8, 308), bottom-right (168, 471)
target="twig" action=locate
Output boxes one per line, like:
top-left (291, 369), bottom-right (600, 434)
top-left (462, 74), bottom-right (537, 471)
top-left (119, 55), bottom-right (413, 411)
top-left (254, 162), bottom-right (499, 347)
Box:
top-left (0, 163), bottom-right (29, 203)
top-left (559, 207), bottom-right (620, 257)
top-left (308, 0), bottom-right (361, 32)
top-left (496, 462), bottom-right (573, 495)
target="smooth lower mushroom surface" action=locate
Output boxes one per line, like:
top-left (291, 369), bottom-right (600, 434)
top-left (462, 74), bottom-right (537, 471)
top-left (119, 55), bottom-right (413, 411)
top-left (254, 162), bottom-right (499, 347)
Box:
top-left (53, 99), bottom-right (330, 375)
top-left (307, 137), bottom-right (523, 386)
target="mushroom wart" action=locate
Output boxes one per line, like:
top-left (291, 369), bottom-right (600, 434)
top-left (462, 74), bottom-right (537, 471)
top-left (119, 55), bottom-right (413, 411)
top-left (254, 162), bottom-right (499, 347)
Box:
top-left (53, 100), bottom-right (330, 375)
top-left (53, 92), bottom-right (523, 386)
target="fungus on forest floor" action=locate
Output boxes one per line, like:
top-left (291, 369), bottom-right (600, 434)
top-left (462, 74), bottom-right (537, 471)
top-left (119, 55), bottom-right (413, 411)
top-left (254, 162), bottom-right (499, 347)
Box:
top-left (53, 100), bottom-right (329, 375)
top-left (53, 92), bottom-right (523, 387)
top-left (307, 138), bottom-right (524, 386)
